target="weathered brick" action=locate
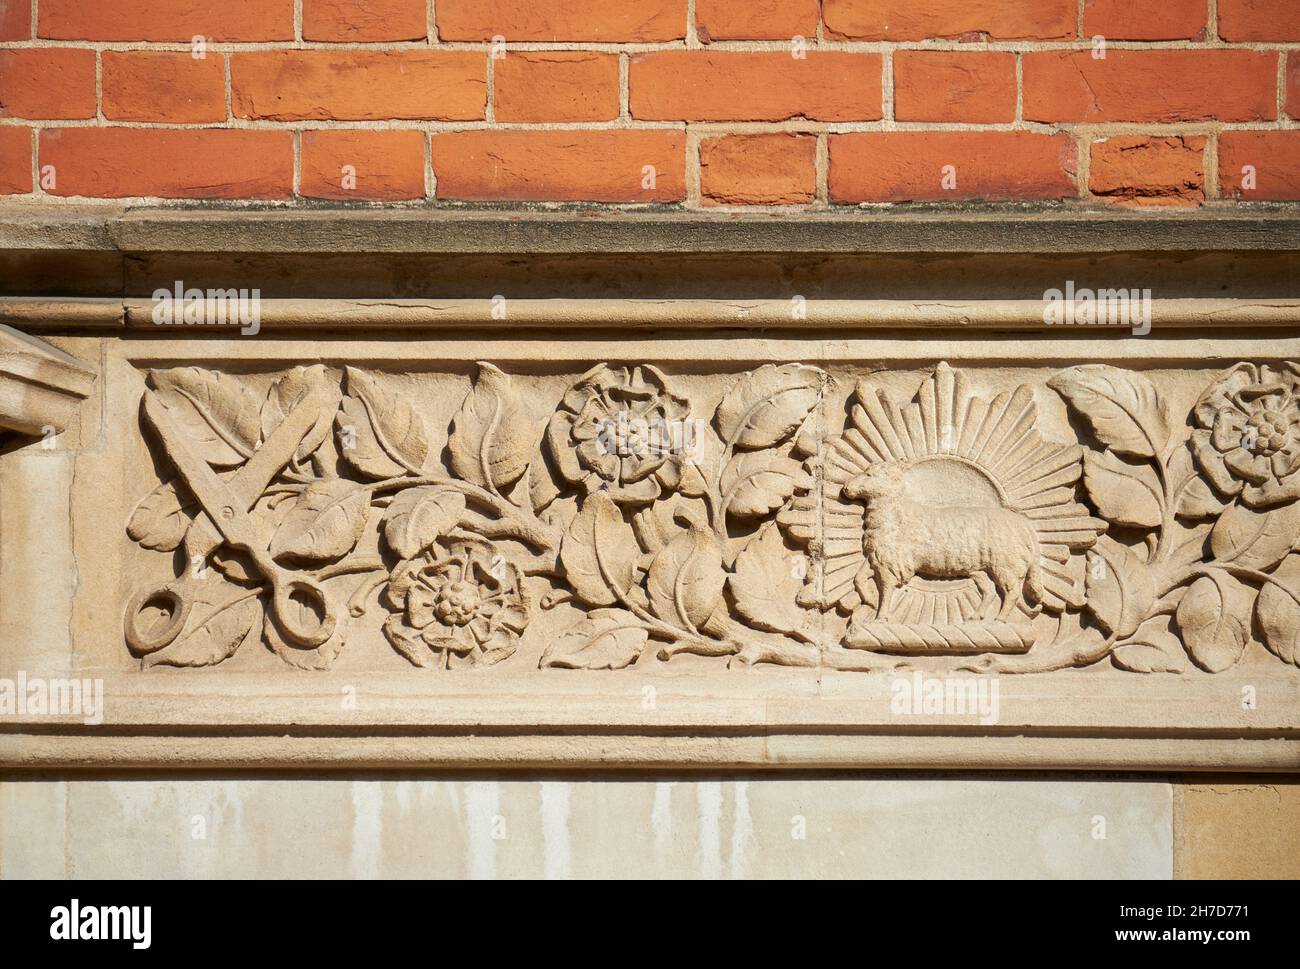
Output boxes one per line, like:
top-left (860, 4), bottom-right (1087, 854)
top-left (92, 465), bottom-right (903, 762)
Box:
top-left (830, 132), bottom-right (1078, 203)
top-left (1090, 136), bottom-right (1204, 206)
top-left (233, 51), bottom-right (485, 122)
top-left (824, 0), bottom-right (1076, 41)
top-left (495, 52), bottom-right (620, 123)
top-left (1220, 131), bottom-right (1300, 201)
top-left (302, 130), bottom-right (425, 201)
top-left (631, 52), bottom-right (882, 122)
top-left (1083, 0), bottom-right (1208, 40)
top-left (39, 0), bottom-right (294, 42)
top-left (0, 0), bottom-right (31, 41)
top-left (0, 127), bottom-right (31, 195)
top-left (38, 129), bottom-right (292, 199)
top-left (1219, 0), bottom-right (1300, 42)
top-left (103, 52), bottom-right (227, 124)
top-left (303, 0), bottom-right (428, 42)
top-left (437, 0), bottom-right (686, 42)
top-left (893, 51), bottom-right (1016, 123)
top-left (431, 131), bottom-right (684, 202)
top-left (1023, 50), bottom-right (1276, 123)
top-left (700, 134), bottom-right (816, 206)
top-left (0, 49), bottom-right (97, 121)
top-left (696, 0), bottom-right (820, 41)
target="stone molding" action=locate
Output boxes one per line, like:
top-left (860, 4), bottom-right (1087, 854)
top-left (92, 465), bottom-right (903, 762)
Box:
top-left (4, 297), bottom-right (1300, 333)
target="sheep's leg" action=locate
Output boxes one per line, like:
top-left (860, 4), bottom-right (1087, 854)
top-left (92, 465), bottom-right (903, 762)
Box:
top-left (972, 572), bottom-right (997, 618)
top-left (875, 571), bottom-right (900, 622)
top-left (992, 566), bottom-right (1022, 623)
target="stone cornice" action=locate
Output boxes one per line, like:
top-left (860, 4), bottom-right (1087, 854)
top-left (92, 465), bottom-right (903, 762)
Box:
top-left (1, 204), bottom-right (1298, 255)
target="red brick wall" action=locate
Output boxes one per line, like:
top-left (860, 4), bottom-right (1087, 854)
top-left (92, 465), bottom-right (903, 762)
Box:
top-left (0, 0), bottom-right (1297, 206)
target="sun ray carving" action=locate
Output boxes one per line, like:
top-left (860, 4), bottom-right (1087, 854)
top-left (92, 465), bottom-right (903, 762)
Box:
top-left (780, 363), bottom-right (1105, 654)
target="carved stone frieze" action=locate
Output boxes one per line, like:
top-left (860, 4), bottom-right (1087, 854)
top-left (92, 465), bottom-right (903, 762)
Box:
top-left (121, 359), bottom-right (1300, 678)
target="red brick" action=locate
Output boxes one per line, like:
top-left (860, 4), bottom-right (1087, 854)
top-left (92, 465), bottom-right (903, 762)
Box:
top-left (631, 52), bottom-right (882, 122)
top-left (0, 0), bottom-right (31, 41)
top-left (700, 134), bottom-right (816, 206)
top-left (1083, 0), bottom-right (1208, 40)
top-left (303, 0), bottom-right (428, 42)
top-left (1089, 136), bottom-right (1204, 206)
top-left (102, 52), bottom-right (226, 124)
top-left (893, 51), bottom-right (1016, 123)
top-left (0, 49), bottom-right (96, 121)
top-left (39, 0), bottom-right (294, 42)
top-left (0, 127), bottom-right (31, 195)
top-left (830, 132), bottom-right (1078, 203)
top-left (432, 131), bottom-right (684, 203)
top-left (437, 0), bottom-right (686, 42)
top-left (302, 130), bottom-right (425, 201)
top-left (39, 129), bottom-right (292, 199)
top-left (696, 0), bottom-right (819, 41)
top-left (1219, 0), bottom-right (1300, 42)
top-left (495, 52), bottom-right (619, 123)
top-left (1023, 50), bottom-right (1276, 123)
top-left (1289, 53), bottom-right (1299, 119)
top-left (233, 51), bottom-right (485, 122)
top-left (1220, 132), bottom-right (1300, 201)
top-left (824, 0), bottom-right (1076, 40)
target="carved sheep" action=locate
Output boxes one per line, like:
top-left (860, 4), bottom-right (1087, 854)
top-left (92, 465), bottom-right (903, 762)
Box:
top-left (843, 463), bottom-right (1043, 623)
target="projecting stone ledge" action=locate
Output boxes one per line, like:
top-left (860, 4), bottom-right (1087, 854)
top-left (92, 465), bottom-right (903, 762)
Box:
top-left (1, 203), bottom-right (1298, 255)
top-left (0, 325), bottom-right (96, 437)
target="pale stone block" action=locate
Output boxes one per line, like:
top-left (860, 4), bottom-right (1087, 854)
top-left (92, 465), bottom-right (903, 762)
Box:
top-left (0, 778), bottom-right (67, 878)
top-left (0, 777), bottom-right (1173, 880)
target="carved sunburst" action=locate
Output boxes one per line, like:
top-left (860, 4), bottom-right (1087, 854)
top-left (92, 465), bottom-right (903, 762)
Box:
top-left (781, 363), bottom-right (1104, 622)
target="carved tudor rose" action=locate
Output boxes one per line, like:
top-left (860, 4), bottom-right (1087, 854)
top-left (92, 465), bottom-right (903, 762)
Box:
top-left (121, 358), bottom-right (1300, 679)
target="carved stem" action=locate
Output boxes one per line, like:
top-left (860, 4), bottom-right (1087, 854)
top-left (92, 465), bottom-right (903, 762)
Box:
top-left (370, 475), bottom-right (560, 550)
top-left (1190, 564), bottom-right (1300, 608)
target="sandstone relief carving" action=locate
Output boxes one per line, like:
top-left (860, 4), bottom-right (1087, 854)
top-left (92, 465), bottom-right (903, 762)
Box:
top-left (122, 360), bottom-right (1300, 676)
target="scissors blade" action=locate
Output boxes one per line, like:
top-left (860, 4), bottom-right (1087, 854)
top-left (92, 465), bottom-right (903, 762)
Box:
top-left (143, 391), bottom-right (312, 555)
top-left (163, 391), bottom-right (324, 558)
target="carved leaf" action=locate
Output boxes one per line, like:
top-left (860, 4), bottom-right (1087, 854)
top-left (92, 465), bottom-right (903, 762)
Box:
top-left (1177, 572), bottom-right (1254, 673)
top-left (1177, 476), bottom-right (1228, 520)
top-left (1085, 537), bottom-right (1155, 639)
top-left (541, 609), bottom-right (650, 670)
top-left (267, 608), bottom-right (348, 671)
top-left (714, 364), bottom-right (825, 450)
top-left (647, 526), bottom-right (727, 631)
top-left (149, 367), bottom-right (261, 467)
top-left (1048, 365), bottom-right (1171, 459)
top-left (449, 362), bottom-right (533, 491)
top-left (559, 491), bottom-right (639, 608)
top-left (730, 523), bottom-right (806, 634)
top-left (1210, 501), bottom-right (1300, 572)
top-left (383, 615), bottom-right (440, 669)
top-left (127, 479), bottom-right (196, 551)
top-left (1082, 450), bottom-right (1162, 529)
top-left (382, 488), bottom-right (466, 560)
top-left (143, 595), bottom-right (261, 669)
top-left (270, 479), bottom-right (371, 563)
top-left (261, 365), bottom-right (340, 466)
top-left (721, 451), bottom-right (814, 518)
top-left (1112, 617), bottom-right (1187, 674)
top-left (1256, 555), bottom-right (1300, 667)
top-left (335, 367), bottom-right (429, 479)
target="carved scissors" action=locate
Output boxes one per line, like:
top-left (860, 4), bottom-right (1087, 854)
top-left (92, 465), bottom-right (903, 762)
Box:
top-left (124, 391), bottom-right (337, 654)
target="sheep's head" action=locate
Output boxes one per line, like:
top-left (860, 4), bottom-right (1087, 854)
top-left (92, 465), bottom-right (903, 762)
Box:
top-left (843, 462), bottom-right (905, 501)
